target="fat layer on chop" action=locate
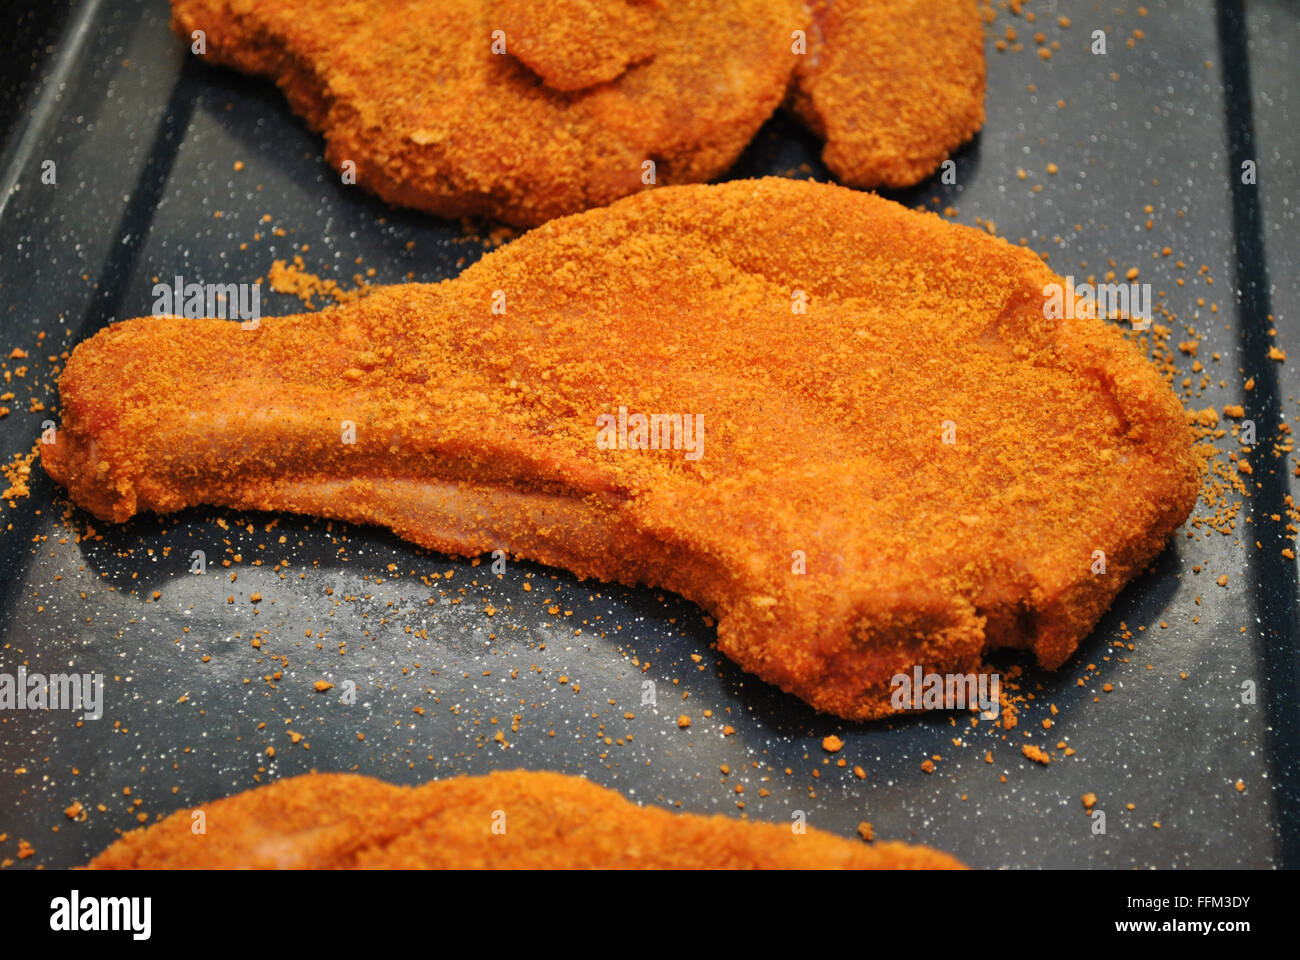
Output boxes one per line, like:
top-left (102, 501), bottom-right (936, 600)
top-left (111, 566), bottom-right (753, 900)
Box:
top-left (87, 770), bottom-right (964, 869)
top-left (42, 178), bottom-right (1200, 720)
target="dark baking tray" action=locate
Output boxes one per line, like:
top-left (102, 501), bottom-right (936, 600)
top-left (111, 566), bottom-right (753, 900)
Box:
top-left (0, 0), bottom-right (1296, 869)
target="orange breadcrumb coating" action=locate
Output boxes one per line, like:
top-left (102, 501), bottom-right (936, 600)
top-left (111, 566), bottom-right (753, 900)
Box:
top-left (42, 178), bottom-right (1198, 720)
top-left (491, 0), bottom-right (657, 92)
top-left (169, 0), bottom-right (800, 226)
top-left (87, 771), bottom-right (963, 869)
top-left (789, 0), bottom-right (986, 188)
top-left (169, 0), bottom-right (986, 224)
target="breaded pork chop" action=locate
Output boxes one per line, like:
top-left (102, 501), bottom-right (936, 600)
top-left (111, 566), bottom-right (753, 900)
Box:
top-left (42, 179), bottom-right (1199, 720)
top-left (88, 770), bottom-right (963, 869)
top-left (169, 0), bottom-right (986, 224)
top-left (788, 0), bottom-right (987, 188)
top-left (171, 0), bottom-right (800, 227)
